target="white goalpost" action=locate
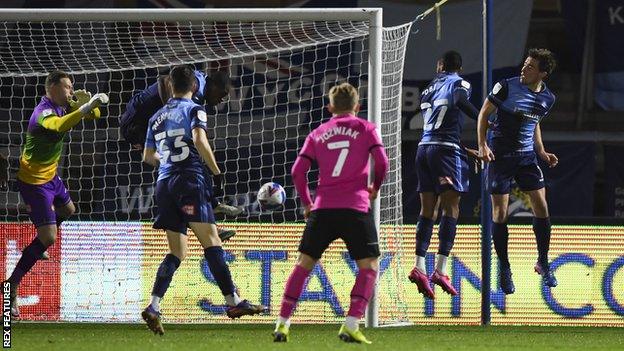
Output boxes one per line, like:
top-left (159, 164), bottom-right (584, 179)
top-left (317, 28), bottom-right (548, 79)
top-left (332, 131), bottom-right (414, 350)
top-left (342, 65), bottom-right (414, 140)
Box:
top-left (0, 8), bottom-right (411, 326)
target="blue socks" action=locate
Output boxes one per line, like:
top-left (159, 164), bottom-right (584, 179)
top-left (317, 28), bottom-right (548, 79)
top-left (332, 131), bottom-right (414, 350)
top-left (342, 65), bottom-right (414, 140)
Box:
top-left (437, 216), bottom-right (458, 256)
top-left (533, 217), bottom-right (552, 268)
top-left (415, 216), bottom-right (434, 257)
top-left (204, 246), bottom-right (236, 296)
top-left (492, 222), bottom-right (510, 269)
top-left (151, 254), bottom-right (181, 298)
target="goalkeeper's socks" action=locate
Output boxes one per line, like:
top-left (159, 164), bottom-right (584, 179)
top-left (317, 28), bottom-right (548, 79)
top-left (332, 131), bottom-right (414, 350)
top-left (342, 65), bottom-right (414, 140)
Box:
top-left (204, 246), bottom-right (236, 296)
top-left (533, 217), bottom-right (552, 267)
top-left (280, 265), bottom-right (311, 319)
top-left (8, 237), bottom-right (47, 285)
top-left (151, 254), bottom-right (181, 298)
top-left (416, 216), bottom-right (434, 257)
top-left (492, 222), bottom-right (510, 269)
top-left (437, 216), bottom-right (458, 257)
top-left (347, 268), bottom-right (377, 319)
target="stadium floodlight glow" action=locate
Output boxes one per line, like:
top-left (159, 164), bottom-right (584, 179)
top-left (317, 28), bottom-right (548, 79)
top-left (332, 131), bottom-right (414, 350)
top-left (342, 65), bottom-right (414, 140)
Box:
top-left (0, 8), bottom-right (411, 328)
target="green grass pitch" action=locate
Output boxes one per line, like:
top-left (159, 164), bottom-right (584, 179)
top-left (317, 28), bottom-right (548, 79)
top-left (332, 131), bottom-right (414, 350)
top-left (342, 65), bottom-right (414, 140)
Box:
top-left (9, 323), bottom-right (623, 350)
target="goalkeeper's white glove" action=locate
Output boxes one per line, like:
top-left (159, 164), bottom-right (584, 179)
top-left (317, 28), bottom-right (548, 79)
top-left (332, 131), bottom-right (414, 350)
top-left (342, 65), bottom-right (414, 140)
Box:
top-left (79, 93), bottom-right (109, 115)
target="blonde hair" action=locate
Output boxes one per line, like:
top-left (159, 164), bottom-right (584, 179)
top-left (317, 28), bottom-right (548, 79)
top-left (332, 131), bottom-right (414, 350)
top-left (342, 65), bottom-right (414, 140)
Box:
top-left (328, 83), bottom-right (359, 113)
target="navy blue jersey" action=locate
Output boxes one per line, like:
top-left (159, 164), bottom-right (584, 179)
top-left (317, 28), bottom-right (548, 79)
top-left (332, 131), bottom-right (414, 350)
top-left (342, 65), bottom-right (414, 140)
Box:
top-left (121, 70), bottom-right (209, 146)
top-left (145, 98), bottom-right (209, 182)
top-left (419, 72), bottom-right (472, 147)
top-left (487, 77), bottom-right (556, 154)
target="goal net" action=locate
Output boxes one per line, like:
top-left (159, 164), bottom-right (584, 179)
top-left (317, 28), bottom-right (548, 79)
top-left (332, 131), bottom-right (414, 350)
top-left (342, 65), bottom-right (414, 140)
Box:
top-left (0, 9), bottom-right (411, 326)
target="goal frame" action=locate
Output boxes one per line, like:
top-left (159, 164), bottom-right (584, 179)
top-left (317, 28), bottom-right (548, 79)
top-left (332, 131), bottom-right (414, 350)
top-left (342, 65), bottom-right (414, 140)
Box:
top-left (0, 7), bottom-right (384, 327)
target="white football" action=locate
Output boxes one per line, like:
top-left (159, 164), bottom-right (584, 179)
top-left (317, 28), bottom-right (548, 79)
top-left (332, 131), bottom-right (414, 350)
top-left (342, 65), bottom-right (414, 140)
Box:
top-left (257, 182), bottom-right (286, 210)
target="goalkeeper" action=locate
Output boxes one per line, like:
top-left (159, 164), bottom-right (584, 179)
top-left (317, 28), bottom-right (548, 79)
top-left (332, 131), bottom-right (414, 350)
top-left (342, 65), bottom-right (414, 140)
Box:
top-left (120, 68), bottom-right (241, 241)
top-left (4, 70), bottom-right (108, 318)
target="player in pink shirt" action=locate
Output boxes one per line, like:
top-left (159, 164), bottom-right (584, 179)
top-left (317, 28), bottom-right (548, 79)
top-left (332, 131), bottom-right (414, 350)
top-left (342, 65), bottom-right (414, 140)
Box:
top-left (272, 83), bottom-right (389, 344)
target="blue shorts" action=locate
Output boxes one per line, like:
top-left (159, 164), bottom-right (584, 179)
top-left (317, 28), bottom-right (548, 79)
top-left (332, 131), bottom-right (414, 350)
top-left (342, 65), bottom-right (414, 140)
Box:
top-left (153, 173), bottom-right (215, 234)
top-left (487, 152), bottom-right (544, 194)
top-left (416, 144), bottom-right (469, 194)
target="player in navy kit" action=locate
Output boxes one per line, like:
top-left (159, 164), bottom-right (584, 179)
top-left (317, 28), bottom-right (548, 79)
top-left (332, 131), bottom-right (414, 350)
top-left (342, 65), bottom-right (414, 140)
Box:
top-left (477, 48), bottom-right (559, 294)
top-left (141, 65), bottom-right (265, 335)
top-left (120, 67), bottom-right (241, 241)
top-left (408, 51), bottom-right (479, 299)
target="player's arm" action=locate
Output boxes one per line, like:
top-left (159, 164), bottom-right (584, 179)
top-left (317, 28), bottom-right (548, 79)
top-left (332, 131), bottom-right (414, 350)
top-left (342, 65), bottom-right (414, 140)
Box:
top-left (455, 80), bottom-right (478, 121)
top-left (534, 123), bottom-right (558, 168)
top-left (292, 135), bottom-right (316, 218)
top-left (477, 80), bottom-right (507, 162)
top-left (41, 92), bottom-right (109, 132)
top-left (192, 128), bottom-right (221, 176)
top-left (368, 126), bottom-right (389, 200)
top-left (142, 147), bottom-right (160, 167)
top-left (142, 118), bottom-right (159, 167)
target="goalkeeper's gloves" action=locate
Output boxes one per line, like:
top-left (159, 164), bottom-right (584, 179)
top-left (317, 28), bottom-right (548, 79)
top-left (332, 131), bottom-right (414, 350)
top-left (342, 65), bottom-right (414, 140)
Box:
top-left (72, 89), bottom-right (92, 108)
top-left (79, 93), bottom-right (109, 115)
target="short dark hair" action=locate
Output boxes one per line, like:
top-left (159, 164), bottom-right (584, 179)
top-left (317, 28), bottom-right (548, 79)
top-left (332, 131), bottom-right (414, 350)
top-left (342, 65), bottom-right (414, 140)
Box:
top-left (528, 48), bottom-right (556, 76)
top-left (169, 65), bottom-right (196, 94)
top-left (210, 71), bottom-right (231, 89)
top-left (45, 70), bottom-right (71, 90)
top-left (441, 50), bottom-right (462, 72)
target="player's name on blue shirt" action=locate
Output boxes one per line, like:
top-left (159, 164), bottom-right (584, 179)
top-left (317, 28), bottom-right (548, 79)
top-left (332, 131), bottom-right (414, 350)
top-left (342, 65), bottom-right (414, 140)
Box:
top-left (145, 97), bottom-right (209, 182)
top-left (419, 72), bottom-right (472, 148)
top-left (487, 76), bottom-right (556, 154)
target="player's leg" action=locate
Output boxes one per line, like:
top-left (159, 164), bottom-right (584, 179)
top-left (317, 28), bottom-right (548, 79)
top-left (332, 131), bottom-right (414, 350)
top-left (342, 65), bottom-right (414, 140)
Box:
top-left (141, 177), bottom-right (185, 335)
top-left (488, 157), bottom-right (516, 294)
top-left (516, 160), bottom-right (557, 287)
top-left (191, 222), bottom-right (266, 318)
top-left (408, 192), bottom-right (437, 299)
top-left (207, 178), bottom-right (238, 242)
top-left (142, 230), bottom-right (187, 336)
top-left (338, 210), bottom-right (379, 344)
top-left (525, 188), bottom-right (557, 287)
top-left (6, 180), bottom-right (60, 317)
top-left (431, 189), bottom-right (461, 296)
top-left (274, 210), bottom-right (334, 342)
top-left (409, 145), bottom-right (437, 299)
top-left (430, 147), bottom-right (469, 295)
top-left (491, 193), bottom-right (514, 294)
top-left (274, 253), bottom-right (318, 342)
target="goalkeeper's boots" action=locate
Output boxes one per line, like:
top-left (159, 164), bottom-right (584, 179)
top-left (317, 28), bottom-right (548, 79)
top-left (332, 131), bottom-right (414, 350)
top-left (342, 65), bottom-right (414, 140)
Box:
top-left (141, 305), bottom-right (164, 335)
top-left (6, 281), bottom-right (19, 318)
top-left (214, 203), bottom-right (244, 217)
top-left (534, 261), bottom-right (558, 287)
top-left (499, 266), bottom-right (515, 294)
top-left (338, 324), bottom-right (372, 344)
top-left (217, 228), bottom-right (236, 242)
top-left (408, 267), bottom-right (435, 299)
top-left (272, 322), bottom-right (290, 342)
top-left (226, 300), bottom-right (267, 319)
top-left (431, 270), bottom-right (458, 296)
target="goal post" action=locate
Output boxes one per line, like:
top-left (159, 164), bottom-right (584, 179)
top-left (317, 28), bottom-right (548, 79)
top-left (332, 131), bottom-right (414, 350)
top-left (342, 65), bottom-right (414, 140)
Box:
top-left (0, 8), bottom-right (411, 326)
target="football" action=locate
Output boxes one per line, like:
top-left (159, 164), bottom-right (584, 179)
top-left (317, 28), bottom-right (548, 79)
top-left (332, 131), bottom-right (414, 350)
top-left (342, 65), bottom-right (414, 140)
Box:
top-left (257, 182), bottom-right (286, 210)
